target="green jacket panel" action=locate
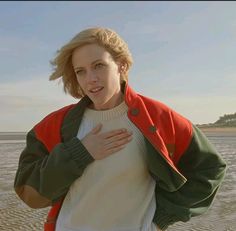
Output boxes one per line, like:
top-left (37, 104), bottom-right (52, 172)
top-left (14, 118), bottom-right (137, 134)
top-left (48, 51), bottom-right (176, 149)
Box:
top-left (14, 85), bottom-right (227, 230)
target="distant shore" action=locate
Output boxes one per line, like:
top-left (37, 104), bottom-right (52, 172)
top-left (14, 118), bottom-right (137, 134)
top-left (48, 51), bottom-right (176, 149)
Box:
top-left (1, 127), bottom-right (236, 140)
top-left (0, 132), bottom-right (26, 140)
top-left (198, 126), bottom-right (236, 133)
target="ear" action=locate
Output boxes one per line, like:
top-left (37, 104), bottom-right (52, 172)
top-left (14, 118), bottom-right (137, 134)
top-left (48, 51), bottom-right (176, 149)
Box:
top-left (117, 61), bottom-right (127, 74)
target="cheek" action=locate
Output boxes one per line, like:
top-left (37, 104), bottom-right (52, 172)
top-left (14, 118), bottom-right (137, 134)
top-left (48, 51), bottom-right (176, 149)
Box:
top-left (76, 75), bottom-right (83, 85)
top-left (111, 70), bottom-right (121, 85)
top-left (107, 67), bottom-right (120, 82)
top-left (76, 77), bottom-right (85, 91)
top-left (76, 77), bottom-right (80, 86)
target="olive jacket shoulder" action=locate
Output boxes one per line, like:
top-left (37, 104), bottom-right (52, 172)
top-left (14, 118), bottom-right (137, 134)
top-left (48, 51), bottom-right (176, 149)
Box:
top-left (14, 83), bottom-right (227, 231)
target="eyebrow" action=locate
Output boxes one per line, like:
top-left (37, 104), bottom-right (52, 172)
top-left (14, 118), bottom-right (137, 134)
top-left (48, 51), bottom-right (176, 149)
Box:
top-left (74, 59), bottom-right (104, 70)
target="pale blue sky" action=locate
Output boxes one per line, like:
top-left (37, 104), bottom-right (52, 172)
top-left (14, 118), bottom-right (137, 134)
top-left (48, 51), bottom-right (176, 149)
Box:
top-left (1, 1), bottom-right (236, 131)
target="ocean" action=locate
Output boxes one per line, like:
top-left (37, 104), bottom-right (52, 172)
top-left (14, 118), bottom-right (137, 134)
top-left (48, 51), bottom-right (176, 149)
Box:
top-left (0, 131), bottom-right (235, 231)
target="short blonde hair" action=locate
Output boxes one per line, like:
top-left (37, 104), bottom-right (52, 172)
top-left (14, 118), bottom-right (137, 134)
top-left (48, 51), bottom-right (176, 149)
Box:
top-left (49, 27), bottom-right (133, 98)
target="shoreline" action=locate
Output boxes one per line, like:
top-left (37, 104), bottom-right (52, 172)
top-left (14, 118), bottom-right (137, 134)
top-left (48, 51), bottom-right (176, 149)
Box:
top-left (1, 127), bottom-right (236, 140)
top-left (198, 127), bottom-right (236, 133)
top-left (0, 132), bottom-right (26, 140)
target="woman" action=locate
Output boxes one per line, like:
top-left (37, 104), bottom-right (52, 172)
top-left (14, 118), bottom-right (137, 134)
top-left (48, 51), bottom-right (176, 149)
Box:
top-left (14, 27), bottom-right (226, 231)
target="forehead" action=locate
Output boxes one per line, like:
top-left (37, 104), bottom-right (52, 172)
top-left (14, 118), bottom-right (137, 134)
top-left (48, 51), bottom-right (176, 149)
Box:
top-left (72, 44), bottom-right (113, 67)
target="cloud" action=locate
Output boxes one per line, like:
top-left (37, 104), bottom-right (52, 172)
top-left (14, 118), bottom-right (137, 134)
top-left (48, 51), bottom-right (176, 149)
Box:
top-left (136, 87), bottom-right (236, 125)
top-left (0, 33), bottom-right (52, 83)
top-left (0, 75), bottom-right (78, 131)
top-left (1, 1), bottom-right (236, 130)
top-left (129, 70), bottom-right (236, 125)
top-left (0, 35), bottom-right (47, 57)
top-left (165, 95), bottom-right (236, 125)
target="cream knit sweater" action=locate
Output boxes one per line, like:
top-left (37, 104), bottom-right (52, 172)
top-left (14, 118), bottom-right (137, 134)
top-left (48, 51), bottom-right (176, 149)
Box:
top-left (56, 101), bottom-right (157, 231)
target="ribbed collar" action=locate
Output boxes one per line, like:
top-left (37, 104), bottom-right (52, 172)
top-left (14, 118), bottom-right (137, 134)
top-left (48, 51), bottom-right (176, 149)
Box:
top-left (83, 100), bottom-right (128, 122)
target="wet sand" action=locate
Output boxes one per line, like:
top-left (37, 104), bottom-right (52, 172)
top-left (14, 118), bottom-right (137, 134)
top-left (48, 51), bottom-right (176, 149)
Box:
top-left (199, 127), bottom-right (236, 133)
top-left (0, 131), bottom-right (235, 231)
top-left (0, 132), bottom-right (26, 141)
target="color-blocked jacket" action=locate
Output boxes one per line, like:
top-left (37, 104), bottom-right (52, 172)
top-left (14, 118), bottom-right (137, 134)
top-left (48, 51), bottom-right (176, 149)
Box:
top-left (14, 83), bottom-right (226, 231)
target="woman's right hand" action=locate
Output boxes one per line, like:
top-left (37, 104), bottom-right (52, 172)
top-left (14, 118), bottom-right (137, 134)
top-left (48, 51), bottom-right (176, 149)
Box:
top-left (81, 123), bottom-right (133, 160)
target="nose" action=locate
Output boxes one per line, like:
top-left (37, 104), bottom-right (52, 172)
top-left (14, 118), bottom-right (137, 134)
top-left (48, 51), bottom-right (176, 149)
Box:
top-left (87, 70), bottom-right (98, 83)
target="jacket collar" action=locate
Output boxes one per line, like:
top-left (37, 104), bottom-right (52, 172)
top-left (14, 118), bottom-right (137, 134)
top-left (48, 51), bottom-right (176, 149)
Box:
top-left (62, 81), bottom-right (168, 160)
top-left (122, 80), bottom-right (138, 107)
top-left (62, 81), bottom-right (167, 158)
top-left (61, 81), bottom-right (187, 190)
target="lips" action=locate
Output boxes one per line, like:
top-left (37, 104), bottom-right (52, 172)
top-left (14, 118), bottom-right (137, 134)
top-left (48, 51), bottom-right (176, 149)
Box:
top-left (89, 86), bottom-right (104, 93)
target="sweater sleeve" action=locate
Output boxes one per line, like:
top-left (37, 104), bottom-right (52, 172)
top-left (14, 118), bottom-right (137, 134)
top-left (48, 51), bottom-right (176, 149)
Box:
top-left (153, 125), bottom-right (227, 230)
top-left (14, 129), bottom-right (94, 209)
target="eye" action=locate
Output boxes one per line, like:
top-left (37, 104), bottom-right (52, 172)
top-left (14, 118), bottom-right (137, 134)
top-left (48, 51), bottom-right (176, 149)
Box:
top-left (94, 63), bottom-right (104, 69)
top-left (76, 69), bottom-right (85, 76)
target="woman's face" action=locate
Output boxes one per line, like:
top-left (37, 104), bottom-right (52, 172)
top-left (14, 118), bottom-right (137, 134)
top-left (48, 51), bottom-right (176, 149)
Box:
top-left (72, 44), bottom-right (123, 110)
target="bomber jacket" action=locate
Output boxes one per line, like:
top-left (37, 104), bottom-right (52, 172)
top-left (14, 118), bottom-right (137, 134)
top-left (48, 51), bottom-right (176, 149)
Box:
top-left (14, 82), bottom-right (227, 231)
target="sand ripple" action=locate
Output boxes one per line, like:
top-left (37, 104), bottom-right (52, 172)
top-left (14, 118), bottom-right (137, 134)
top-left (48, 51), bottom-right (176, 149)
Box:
top-left (1, 133), bottom-right (236, 231)
top-left (0, 192), bottom-right (48, 231)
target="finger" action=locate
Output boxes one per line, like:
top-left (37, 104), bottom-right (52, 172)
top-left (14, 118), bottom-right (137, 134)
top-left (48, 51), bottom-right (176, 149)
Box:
top-left (105, 145), bottom-right (126, 155)
top-left (103, 128), bottom-right (127, 139)
top-left (105, 131), bottom-right (132, 145)
top-left (106, 136), bottom-right (132, 150)
top-left (91, 123), bottom-right (103, 135)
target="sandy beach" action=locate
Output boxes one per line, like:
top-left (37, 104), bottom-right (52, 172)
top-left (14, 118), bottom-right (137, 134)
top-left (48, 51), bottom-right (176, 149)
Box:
top-left (0, 131), bottom-right (235, 231)
top-left (199, 126), bottom-right (236, 133)
top-left (0, 132), bottom-right (26, 141)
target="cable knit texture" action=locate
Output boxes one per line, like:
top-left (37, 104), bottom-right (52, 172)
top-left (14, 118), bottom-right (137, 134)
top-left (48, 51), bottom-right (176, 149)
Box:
top-left (56, 101), bottom-right (157, 231)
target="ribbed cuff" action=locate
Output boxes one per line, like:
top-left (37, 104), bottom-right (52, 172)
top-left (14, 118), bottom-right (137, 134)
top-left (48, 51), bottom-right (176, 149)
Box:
top-left (153, 209), bottom-right (178, 230)
top-left (65, 137), bottom-right (94, 171)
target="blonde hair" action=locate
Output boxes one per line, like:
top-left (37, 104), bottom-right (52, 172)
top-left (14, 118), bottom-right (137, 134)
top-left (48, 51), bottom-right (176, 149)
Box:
top-left (49, 27), bottom-right (133, 98)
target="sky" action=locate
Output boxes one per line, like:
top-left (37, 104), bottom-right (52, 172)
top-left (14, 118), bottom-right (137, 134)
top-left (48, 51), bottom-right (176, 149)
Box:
top-left (0, 1), bottom-right (236, 132)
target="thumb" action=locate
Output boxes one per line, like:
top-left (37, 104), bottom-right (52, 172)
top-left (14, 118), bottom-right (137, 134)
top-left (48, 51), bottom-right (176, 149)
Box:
top-left (91, 123), bottom-right (102, 134)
